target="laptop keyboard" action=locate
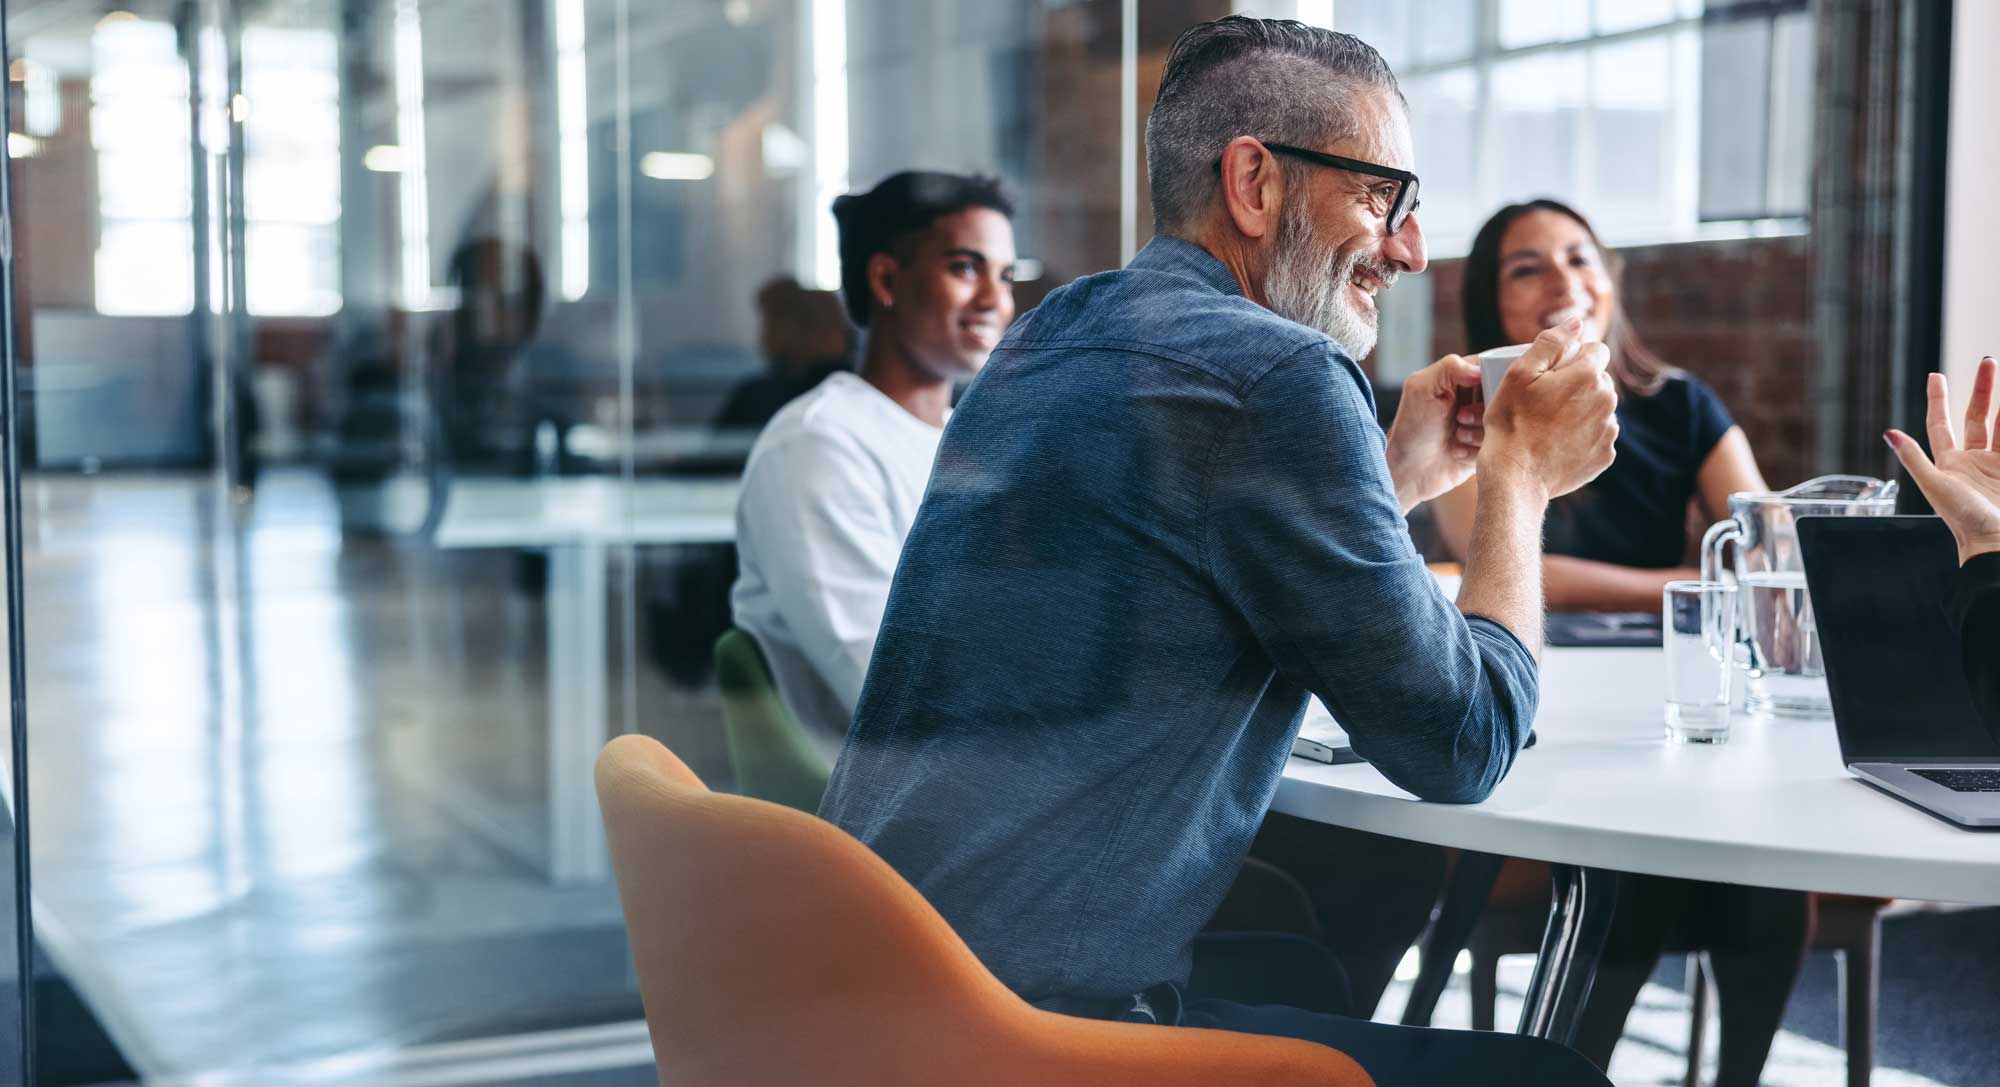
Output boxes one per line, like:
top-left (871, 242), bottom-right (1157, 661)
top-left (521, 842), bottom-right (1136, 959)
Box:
top-left (1911, 768), bottom-right (2000, 793)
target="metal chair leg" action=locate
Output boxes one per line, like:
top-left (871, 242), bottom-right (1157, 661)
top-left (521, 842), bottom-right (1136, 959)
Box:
top-left (1518, 865), bottom-right (1619, 1045)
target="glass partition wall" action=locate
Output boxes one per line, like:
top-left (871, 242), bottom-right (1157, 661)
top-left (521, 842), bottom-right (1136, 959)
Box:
top-left (0, 0), bottom-right (1148, 1081)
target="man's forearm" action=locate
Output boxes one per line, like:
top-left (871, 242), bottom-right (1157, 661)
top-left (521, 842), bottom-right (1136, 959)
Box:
top-left (1455, 469), bottom-right (1549, 659)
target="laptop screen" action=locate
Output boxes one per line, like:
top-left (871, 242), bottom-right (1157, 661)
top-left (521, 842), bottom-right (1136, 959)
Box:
top-left (1799, 516), bottom-right (2000, 762)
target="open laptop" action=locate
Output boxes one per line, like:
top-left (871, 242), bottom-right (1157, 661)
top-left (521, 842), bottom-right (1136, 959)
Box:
top-left (1799, 515), bottom-right (2000, 828)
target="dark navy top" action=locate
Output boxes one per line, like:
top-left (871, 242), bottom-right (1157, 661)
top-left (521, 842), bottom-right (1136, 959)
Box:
top-left (1543, 373), bottom-right (1736, 568)
top-left (819, 237), bottom-right (1539, 1005)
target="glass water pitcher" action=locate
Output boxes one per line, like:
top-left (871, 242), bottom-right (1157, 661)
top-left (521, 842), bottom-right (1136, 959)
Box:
top-left (1699, 475), bottom-right (1899, 718)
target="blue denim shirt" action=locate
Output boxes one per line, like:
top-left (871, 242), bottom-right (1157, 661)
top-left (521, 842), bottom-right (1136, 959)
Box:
top-left (819, 236), bottom-right (1539, 1005)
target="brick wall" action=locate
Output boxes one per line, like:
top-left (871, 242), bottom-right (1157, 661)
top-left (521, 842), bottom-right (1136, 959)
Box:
top-left (1027, 0), bottom-right (1230, 308)
top-left (1425, 234), bottom-right (1820, 488)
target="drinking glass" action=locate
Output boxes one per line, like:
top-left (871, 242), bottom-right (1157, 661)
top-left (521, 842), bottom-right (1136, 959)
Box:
top-left (1663, 580), bottom-right (1738, 743)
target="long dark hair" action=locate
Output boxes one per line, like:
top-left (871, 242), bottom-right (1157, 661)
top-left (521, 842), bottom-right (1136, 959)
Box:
top-left (1462, 199), bottom-right (1674, 397)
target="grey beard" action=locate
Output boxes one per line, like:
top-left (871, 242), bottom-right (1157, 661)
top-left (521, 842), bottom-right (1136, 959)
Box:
top-left (1265, 202), bottom-right (1383, 359)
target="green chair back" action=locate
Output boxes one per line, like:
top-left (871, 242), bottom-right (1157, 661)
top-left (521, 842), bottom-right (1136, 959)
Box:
top-left (714, 628), bottom-right (833, 813)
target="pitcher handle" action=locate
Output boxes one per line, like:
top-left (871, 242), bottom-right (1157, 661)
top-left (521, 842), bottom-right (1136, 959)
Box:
top-left (1699, 517), bottom-right (1740, 585)
top-left (1699, 517), bottom-right (1751, 669)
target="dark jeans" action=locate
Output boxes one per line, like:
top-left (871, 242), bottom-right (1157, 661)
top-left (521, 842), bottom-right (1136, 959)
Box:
top-left (1245, 812), bottom-right (1453, 1016)
top-left (1092, 932), bottom-right (1610, 1087)
top-left (1574, 876), bottom-right (1811, 1086)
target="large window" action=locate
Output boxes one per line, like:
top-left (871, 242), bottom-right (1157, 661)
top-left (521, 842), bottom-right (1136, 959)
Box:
top-left (241, 26), bottom-right (343, 316)
top-left (89, 14), bottom-right (341, 317)
top-left (1335, 0), bottom-right (1810, 256)
top-left (90, 15), bottom-right (194, 316)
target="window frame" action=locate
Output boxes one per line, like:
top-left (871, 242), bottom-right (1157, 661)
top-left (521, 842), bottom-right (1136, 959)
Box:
top-left (1343, 0), bottom-right (1811, 259)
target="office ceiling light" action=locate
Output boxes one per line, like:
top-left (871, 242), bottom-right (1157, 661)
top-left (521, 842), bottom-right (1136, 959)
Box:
top-left (639, 151), bottom-right (714, 181)
top-left (363, 144), bottom-right (403, 172)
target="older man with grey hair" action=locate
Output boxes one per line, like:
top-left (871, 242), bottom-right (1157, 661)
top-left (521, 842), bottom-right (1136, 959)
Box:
top-left (820, 15), bottom-right (1619, 1084)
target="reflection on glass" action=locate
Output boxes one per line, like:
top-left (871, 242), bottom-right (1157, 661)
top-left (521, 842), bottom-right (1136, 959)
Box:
top-left (91, 16), bottom-right (192, 316)
top-left (390, 0), bottom-right (432, 310)
top-left (243, 25), bottom-right (342, 316)
top-left (807, 0), bottom-right (849, 291)
top-left (5, 0), bottom-right (1136, 1081)
top-left (554, 0), bottom-right (588, 302)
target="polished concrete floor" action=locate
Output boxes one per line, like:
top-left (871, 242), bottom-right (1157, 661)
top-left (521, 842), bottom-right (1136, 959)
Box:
top-left (13, 470), bottom-right (729, 1080)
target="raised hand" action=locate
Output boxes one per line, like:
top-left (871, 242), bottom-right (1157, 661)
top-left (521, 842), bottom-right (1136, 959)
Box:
top-left (1887, 357), bottom-right (2000, 565)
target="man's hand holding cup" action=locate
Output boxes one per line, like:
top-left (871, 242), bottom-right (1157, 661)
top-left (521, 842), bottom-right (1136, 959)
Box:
top-left (1478, 317), bottom-right (1619, 501)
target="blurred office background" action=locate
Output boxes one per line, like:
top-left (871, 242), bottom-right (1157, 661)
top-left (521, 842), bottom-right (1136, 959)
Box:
top-left (0, 1), bottom-right (1990, 1084)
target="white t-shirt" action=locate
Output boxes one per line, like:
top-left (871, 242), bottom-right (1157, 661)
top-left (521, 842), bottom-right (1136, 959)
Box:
top-left (730, 371), bottom-right (945, 760)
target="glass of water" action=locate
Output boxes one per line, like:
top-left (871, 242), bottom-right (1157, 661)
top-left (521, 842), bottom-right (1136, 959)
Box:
top-left (1663, 580), bottom-right (1739, 743)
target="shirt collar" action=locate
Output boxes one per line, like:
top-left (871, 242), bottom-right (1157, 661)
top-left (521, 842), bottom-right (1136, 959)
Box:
top-left (1127, 236), bottom-right (1246, 300)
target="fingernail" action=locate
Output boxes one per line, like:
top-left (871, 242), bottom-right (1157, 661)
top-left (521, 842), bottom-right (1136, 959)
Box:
top-left (1882, 430), bottom-right (1898, 447)
top-left (1566, 316), bottom-right (1583, 332)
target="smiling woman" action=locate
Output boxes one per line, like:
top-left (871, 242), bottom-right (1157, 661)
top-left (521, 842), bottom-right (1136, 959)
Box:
top-left (1425, 198), bottom-right (1810, 1087)
top-left (1430, 199), bottom-right (1769, 613)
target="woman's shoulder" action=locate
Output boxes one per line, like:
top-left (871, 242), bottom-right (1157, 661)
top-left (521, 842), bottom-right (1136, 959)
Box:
top-left (1625, 368), bottom-right (1737, 462)
top-left (1662, 368), bottom-right (1723, 397)
top-left (1635, 367), bottom-right (1701, 399)
top-left (1631, 368), bottom-right (1729, 417)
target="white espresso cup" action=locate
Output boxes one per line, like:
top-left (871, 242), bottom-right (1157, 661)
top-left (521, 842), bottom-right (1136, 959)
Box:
top-left (1478, 343), bottom-right (1535, 405)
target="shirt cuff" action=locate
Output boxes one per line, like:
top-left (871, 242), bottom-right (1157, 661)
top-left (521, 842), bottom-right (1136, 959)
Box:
top-left (1949, 551), bottom-right (2000, 633)
top-left (1463, 612), bottom-right (1536, 668)
top-left (1462, 612), bottom-right (1541, 749)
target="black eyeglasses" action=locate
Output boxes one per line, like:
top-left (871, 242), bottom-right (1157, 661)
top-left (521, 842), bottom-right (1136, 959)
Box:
top-left (1259, 142), bottom-right (1422, 235)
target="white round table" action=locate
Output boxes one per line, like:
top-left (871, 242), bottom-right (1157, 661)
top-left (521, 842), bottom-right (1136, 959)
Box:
top-left (434, 476), bottom-right (739, 882)
top-left (1271, 647), bottom-right (2000, 1040)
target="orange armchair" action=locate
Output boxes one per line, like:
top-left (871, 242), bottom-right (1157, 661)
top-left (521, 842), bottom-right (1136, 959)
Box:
top-left (596, 734), bottom-right (1374, 1087)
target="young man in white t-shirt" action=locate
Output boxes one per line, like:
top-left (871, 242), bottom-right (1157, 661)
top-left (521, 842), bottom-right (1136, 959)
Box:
top-left (731, 172), bottom-right (1018, 756)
